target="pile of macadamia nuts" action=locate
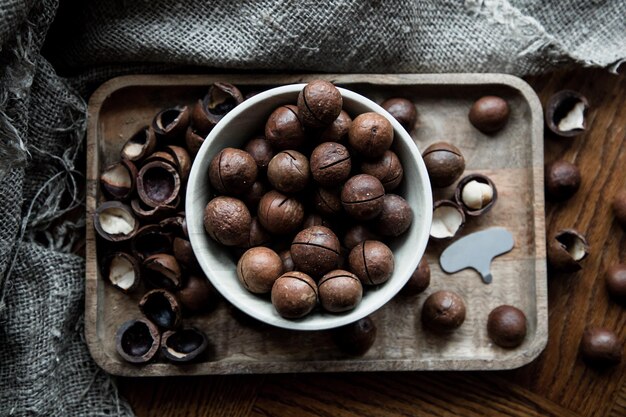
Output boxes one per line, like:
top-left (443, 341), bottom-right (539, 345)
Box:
top-left (94, 83), bottom-right (248, 364)
top-left (203, 80), bottom-right (415, 320)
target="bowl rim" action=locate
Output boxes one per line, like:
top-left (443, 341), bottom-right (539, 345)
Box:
top-left (186, 83), bottom-right (433, 330)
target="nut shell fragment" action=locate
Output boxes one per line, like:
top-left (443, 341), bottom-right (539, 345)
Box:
top-left (545, 90), bottom-right (589, 138)
top-left (94, 201), bottom-right (139, 242)
top-left (115, 319), bottom-right (161, 364)
top-left (547, 229), bottom-right (589, 272)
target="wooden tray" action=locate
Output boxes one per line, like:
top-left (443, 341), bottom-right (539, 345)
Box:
top-left (86, 74), bottom-right (547, 376)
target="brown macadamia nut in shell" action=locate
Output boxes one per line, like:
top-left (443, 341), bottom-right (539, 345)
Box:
top-left (244, 136), bottom-right (274, 171)
top-left (468, 96), bottom-right (510, 133)
top-left (381, 98), bottom-right (417, 131)
top-left (310, 142), bottom-right (352, 187)
top-left (291, 226), bottom-right (341, 278)
top-left (487, 305), bottom-right (527, 348)
top-left (341, 174), bottom-right (385, 221)
top-left (267, 150), bottom-right (310, 193)
top-left (606, 264), bottom-right (626, 303)
top-left (265, 105), bottom-right (306, 150)
top-left (373, 194), bottom-right (413, 237)
top-left (343, 224), bottom-right (380, 250)
top-left (318, 110), bottom-right (352, 142)
top-left (257, 190), bottom-right (305, 235)
top-left (237, 247), bottom-right (284, 294)
top-left (271, 272), bottom-right (318, 319)
top-left (348, 112), bottom-right (394, 159)
top-left (421, 290), bottom-right (466, 333)
top-left (208, 147), bottom-right (258, 195)
top-left (580, 327), bottom-right (622, 367)
top-left (545, 160), bottom-right (581, 202)
top-left (348, 240), bottom-right (394, 286)
top-left (332, 316), bottom-right (377, 355)
top-left (297, 80), bottom-right (343, 128)
top-left (422, 142), bottom-right (465, 188)
top-left (318, 270), bottom-right (363, 313)
top-left (360, 150), bottom-right (404, 191)
top-left (204, 196), bottom-right (251, 247)
top-left (177, 274), bottom-right (217, 313)
top-left (401, 257), bottom-right (430, 295)
top-left (313, 187), bottom-right (343, 217)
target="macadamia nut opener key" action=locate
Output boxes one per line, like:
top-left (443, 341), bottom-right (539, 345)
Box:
top-left (440, 227), bottom-right (515, 284)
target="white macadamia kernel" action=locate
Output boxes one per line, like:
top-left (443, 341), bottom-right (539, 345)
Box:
top-left (462, 180), bottom-right (493, 210)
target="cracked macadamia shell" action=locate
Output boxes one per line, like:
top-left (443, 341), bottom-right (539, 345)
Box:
top-left (94, 201), bottom-right (139, 242)
top-left (545, 90), bottom-right (589, 137)
top-left (547, 229), bottom-right (589, 272)
top-left (430, 200), bottom-right (465, 240)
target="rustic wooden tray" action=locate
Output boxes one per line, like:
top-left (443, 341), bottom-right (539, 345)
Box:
top-left (86, 74), bottom-right (547, 376)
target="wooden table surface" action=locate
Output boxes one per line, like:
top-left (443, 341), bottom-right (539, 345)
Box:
top-left (117, 68), bottom-right (626, 417)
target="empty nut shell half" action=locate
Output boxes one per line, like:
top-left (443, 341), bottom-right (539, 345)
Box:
top-left (185, 126), bottom-right (205, 157)
top-left (137, 161), bottom-right (181, 208)
top-left (131, 196), bottom-right (179, 222)
top-left (172, 237), bottom-right (199, 270)
top-left (139, 289), bottom-right (182, 330)
top-left (454, 174), bottom-right (497, 216)
top-left (192, 82), bottom-right (244, 134)
top-left (115, 318), bottom-right (161, 364)
top-left (152, 105), bottom-right (190, 140)
top-left (120, 126), bottom-right (157, 162)
top-left (547, 229), bottom-right (589, 272)
top-left (94, 201), bottom-right (139, 242)
top-left (159, 214), bottom-right (186, 237)
top-left (545, 90), bottom-right (589, 137)
top-left (131, 224), bottom-right (173, 260)
top-left (165, 145), bottom-right (192, 183)
top-left (100, 159), bottom-right (138, 201)
top-left (161, 327), bottom-right (209, 363)
top-left (101, 252), bottom-right (140, 293)
top-left (430, 200), bottom-right (465, 240)
top-left (142, 253), bottom-right (183, 290)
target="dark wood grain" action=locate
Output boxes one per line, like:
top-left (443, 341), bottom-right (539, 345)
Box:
top-left (116, 68), bottom-right (626, 416)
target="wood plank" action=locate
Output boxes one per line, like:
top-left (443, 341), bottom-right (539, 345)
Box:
top-left (609, 379), bottom-right (626, 417)
top-left (250, 373), bottom-right (581, 417)
top-left (118, 375), bottom-right (263, 417)
top-left (510, 69), bottom-right (626, 417)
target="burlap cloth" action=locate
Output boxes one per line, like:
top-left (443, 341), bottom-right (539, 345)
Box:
top-left (0, 1), bottom-right (624, 415)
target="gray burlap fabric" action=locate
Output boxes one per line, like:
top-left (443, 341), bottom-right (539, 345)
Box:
top-left (1, 1), bottom-right (624, 416)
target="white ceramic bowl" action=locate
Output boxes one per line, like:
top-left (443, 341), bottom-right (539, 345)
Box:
top-left (186, 84), bottom-right (432, 331)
